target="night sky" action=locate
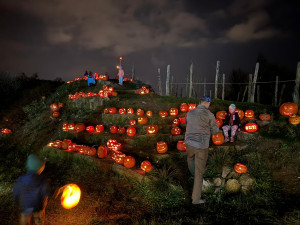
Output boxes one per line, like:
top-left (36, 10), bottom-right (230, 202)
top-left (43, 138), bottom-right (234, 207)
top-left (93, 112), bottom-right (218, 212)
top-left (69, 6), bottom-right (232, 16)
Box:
top-left (0, 0), bottom-right (299, 91)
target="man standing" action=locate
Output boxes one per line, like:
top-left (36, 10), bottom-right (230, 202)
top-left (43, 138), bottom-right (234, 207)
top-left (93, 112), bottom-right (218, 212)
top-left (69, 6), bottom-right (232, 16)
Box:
top-left (118, 66), bottom-right (124, 85)
top-left (185, 96), bottom-right (219, 205)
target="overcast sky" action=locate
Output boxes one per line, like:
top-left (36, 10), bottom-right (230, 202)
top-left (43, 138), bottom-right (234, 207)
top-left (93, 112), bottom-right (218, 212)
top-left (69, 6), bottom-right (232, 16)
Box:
top-left (0, 0), bottom-right (299, 91)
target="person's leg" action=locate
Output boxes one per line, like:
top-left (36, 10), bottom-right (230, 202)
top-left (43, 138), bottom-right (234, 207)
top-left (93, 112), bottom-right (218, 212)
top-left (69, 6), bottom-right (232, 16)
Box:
top-left (32, 211), bottom-right (43, 225)
top-left (20, 213), bottom-right (31, 225)
top-left (230, 125), bottom-right (238, 142)
top-left (186, 145), bottom-right (196, 175)
top-left (192, 148), bottom-right (209, 203)
top-left (222, 125), bottom-right (230, 142)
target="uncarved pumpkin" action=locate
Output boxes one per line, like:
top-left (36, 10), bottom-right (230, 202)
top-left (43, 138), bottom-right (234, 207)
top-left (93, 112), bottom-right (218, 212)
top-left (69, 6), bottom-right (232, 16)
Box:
top-left (124, 156), bottom-right (136, 168)
top-left (259, 113), bottom-right (271, 121)
top-left (97, 146), bottom-right (107, 158)
top-left (141, 161), bottom-right (153, 172)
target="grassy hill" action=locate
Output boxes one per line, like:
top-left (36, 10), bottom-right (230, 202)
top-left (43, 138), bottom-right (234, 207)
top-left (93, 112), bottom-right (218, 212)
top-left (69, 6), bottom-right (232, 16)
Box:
top-left (0, 78), bottom-right (299, 225)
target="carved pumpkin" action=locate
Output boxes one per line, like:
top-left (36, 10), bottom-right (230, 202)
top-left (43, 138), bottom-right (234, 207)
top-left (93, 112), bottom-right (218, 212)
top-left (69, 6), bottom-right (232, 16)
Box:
top-left (109, 107), bottom-right (117, 114)
top-left (180, 103), bottom-right (188, 112)
top-left (127, 108), bottom-right (134, 114)
top-left (50, 103), bottom-right (59, 112)
top-left (97, 146), bottom-right (107, 158)
top-left (234, 163), bottom-right (248, 174)
top-left (110, 126), bottom-right (118, 134)
top-left (141, 161), bottom-right (153, 172)
top-left (95, 125), bottom-right (104, 133)
top-left (138, 116), bottom-right (148, 125)
top-left (124, 156), bottom-right (136, 168)
top-left (68, 143), bottom-right (76, 151)
top-left (188, 104), bottom-right (197, 111)
top-left (179, 117), bottom-right (186, 124)
top-left (62, 122), bottom-right (68, 132)
top-left (289, 115), bottom-right (300, 125)
top-left (173, 119), bottom-right (180, 126)
top-left (244, 110), bottom-right (255, 118)
top-left (136, 109), bottom-right (144, 116)
top-left (118, 127), bottom-right (126, 134)
top-left (216, 111), bottom-right (227, 120)
top-left (75, 123), bottom-right (85, 133)
top-left (53, 140), bottom-right (62, 149)
top-left (159, 111), bottom-right (168, 118)
top-left (169, 108), bottom-right (178, 116)
top-left (87, 147), bottom-right (96, 156)
top-left (171, 127), bottom-right (181, 135)
top-left (177, 141), bottom-right (186, 151)
top-left (216, 118), bottom-right (223, 128)
top-left (52, 112), bottom-right (60, 118)
top-left (146, 110), bottom-right (153, 117)
top-left (245, 123), bottom-right (258, 132)
top-left (129, 119), bottom-right (137, 126)
top-left (86, 126), bottom-right (95, 133)
top-left (126, 127), bottom-right (136, 136)
top-left (146, 125), bottom-right (159, 134)
top-left (236, 109), bottom-right (244, 120)
top-left (113, 153), bottom-right (126, 164)
top-left (279, 102), bottom-right (298, 117)
top-left (112, 143), bottom-right (122, 151)
top-left (157, 141), bottom-right (168, 153)
top-left (99, 74), bottom-right (108, 81)
top-left (61, 184), bottom-right (81, 209)
top-left (107, 139), bottom-right (118, 149)
top-left (119, 108), bottom-right (126, 115)
top-left (1, 128), bottom-right (11, 134)
top-left (67, 123), bottom-right (75, 131)
top-left (212, 132), bottom-right (225, 145)
top-left (259, 114), bottom-right (271, 121)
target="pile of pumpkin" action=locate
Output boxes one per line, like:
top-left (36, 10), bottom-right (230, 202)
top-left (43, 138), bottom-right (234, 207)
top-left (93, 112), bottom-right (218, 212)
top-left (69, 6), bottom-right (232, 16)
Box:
top-left (67, 73), bottom-right (109, 84)
top-left (137, 86), bottom-right (150, 95)
top-left (279, 102), bottom-right (300, 125)
top-left (50, 103), bottom-right (64, 118)
top-left (1, 128), bottom-right (12, 134)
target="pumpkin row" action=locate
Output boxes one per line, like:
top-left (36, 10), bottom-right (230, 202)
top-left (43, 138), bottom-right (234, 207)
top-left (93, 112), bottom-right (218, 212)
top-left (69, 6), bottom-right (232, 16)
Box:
top-left (1, 128), bottom-right (12, 134)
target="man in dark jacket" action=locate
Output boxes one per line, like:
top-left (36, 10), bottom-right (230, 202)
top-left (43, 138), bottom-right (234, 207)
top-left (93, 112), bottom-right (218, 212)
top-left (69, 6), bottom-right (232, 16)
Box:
top-left (222, 104), bottom-right (241, 143)
top-left (185, 97), bottom-right (219, 205)
top-left (13, 154), bottom-right (50, 225)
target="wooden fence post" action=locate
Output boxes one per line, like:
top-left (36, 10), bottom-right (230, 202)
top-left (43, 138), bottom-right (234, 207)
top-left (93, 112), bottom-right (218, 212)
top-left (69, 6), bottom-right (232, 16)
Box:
top-left (250, 63), bottom-right (259, 103)
top-left (158, 68), bottom-right (162, 96)
top-left (242, 86), bottom-right (248, 102)
top-left (293, 62), bottom-right (300, 104)
top-left (248, 74), bottom-right (252, 102)
top-left (166, 65), bottom-right (170, 96)
top-left (189, 63), bottom-right (193, 98)
top-left (215, 60), bottom-right (220, 99)
top-left (274, 76), bottom-right (278, 106)
top-left (222, 73), bottom-right (225, 100)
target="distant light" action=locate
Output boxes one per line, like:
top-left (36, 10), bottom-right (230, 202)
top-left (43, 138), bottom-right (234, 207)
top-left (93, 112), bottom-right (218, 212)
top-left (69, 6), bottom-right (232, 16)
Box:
top-left (119, 57), bottom-right (123, 61)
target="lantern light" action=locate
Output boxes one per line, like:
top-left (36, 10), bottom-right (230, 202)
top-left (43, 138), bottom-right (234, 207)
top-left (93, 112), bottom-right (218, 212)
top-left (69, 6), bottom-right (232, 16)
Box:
top-left (61, 184), bottom-right (81, 209)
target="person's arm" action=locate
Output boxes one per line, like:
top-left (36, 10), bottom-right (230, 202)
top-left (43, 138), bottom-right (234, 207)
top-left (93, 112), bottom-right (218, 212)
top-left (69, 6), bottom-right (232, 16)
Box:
top-left (209, 113), bottom-right (219, 135)
top-left (235, 112), bottom-right (241, 128)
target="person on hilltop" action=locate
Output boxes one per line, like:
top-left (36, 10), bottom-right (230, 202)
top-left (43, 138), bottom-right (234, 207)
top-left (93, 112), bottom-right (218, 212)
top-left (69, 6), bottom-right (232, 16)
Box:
top-left (118, 66), bottom-right (124, 85)
top-left (13, 154), bottom-right (50, 225)
top-left (185, 96), bottom-right (219, 205)
top-left (222, 104), bottom-right (241, 143)
top-left (87, 72), bottom-right (96, 87)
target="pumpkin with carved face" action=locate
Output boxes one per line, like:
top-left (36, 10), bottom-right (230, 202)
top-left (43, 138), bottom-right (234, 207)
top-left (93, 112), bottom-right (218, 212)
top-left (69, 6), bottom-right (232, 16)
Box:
top-left (289, 114), bottom-right (300, 125)
top-left (212, 132), bottom-right (224, 145)
top-left (216, 111), bottom-right (227, 120)
top-left (279, 102), bottom-right (298, 117)
top-left (169, 108), bottom-right (178, 116)
top-left (244, 110), bottom-right (255, 119)
top-left (147, 125), bottom-right (159, 134)
top-left (171, 127), bottom-right (181, 135)
top-left (138, 116), bottom-right (148, 125)
top-left (136, 109), bottom-right (144, 116)
top-left (216, 118), bottom-right (223, 128)
top-left (180, 103), bottom-right (188, 112)
top-left (157, 141), bottom-right (168, 153)
top-left (146, 111), bottom-right (153, 117)
top-left (188, 104), bottom-right (196, 111)
top-left (245, 123), bottom-right (258, 132)
top-left (159, 111), bottom-right (168, 118)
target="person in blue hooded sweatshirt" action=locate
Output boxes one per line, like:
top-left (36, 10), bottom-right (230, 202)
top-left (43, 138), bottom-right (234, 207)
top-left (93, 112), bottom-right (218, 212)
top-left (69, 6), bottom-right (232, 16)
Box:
top-left (13, 154), bottom-right (50, 225)
top-left (87, 72), bottom-right (96, 87)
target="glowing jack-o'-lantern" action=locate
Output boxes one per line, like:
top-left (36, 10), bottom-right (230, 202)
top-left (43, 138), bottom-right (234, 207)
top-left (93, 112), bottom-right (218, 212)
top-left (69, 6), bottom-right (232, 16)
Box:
top-left (179, 117), bottom-right (186, 124)
top-left (169, 108), bottom-right (178, 116)
top-left (119, 108), bottom-right (126, 115)
top-left (180, 103), bottom-right (188, 112)
top-left (52, 112), bottom-right (60, 118)
top-left (188, 104), bottom-right (196, 111)
top-left (99, 74), bottom-right (108, 81)
top-left (113, 153), bottom-right (126, 164)
top-left (109, 107), bottom-right (117, 114)
top-left (95, 125), bottom-right (104, 133)
top-left (67, 123), bottom-right (75, 131)
top-left (236, 109), bottom-right (244, 120)
top-left (127, 108), bottom-right (134, 114)
top-left (146, 124), bottom-right (159, 134)
top-left (216, 111), bottom-right (227, 120)
top-left (138, 116), bottom-right (148, 125)
top-left (129, 119), bottom-right (137, 126)
top-left (110, 126), bottom-right (118, 134)
top-left (234, 163), bottom-right (248, 174)
top-left (75, 123), bottom-right (85, 133)
top-left (112, 143), bottom-right (122, 151)
top-left (171, 127), bottom-right (181, 135)
top-left (97, 146), bottom-right (107, 158)
top-left (50, 103), bottom-right (59, 112)
top-left (103, 108), bottom-right (109, 114)
top-left (126, 127), bottom-right (136, 136)
top-left (177, 141), bottom-right (186, 151)
top-left (245, 123), bottom-right (258, 132)
top-left (212, 132), bottom-right (225, 145)
top-left (118, 127), bottom-right (126, 134)
top-left (107, 139), bottom-right (118, 149)
top-left (136, 109), bottom-right (144, 116)
top-left (245, 110), bottom-right (255, 118)
top-left (62, 122), bottom-right (68, 132)
top-left (289, 114), bottom-right (300, 125)
top-left (87, 147), bottom-right (96, 156)
top-left (279, 102), bottom-right (298, 117)
top-left (124, 156), bottom-right (136, 168)
top-left (259, 114), bottom-right (271, 121)
top-left (159, 111), bottom-right (168, 118)
top-left (216, 118), bottom-right (223, 128)
top-left (86, 126), bottom-right (95, 133)
top-left (173, 118), bottom-right (180, 126)
top-left (141, 161), bottom-right (153, 172)
top-left (61, 184), bottom-right (81, 209)
top-left (157, 141), bottom-right (168, 153)
top-left (146, 111), bottom-right (153, 117)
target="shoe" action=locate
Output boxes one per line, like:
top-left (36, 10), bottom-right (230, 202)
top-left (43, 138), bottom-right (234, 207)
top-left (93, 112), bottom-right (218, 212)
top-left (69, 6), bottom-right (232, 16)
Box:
top-left (224, 137), bottom-right (229, 143)
top-left (192, 199), bottom-right (206, 205)
top-left (230, 137), bottom-right (234, 143)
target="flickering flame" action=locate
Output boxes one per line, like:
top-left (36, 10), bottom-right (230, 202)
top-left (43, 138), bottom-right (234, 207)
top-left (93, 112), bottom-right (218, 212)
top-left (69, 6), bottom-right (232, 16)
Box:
top-left (61, 184), bottom-right (81, 209)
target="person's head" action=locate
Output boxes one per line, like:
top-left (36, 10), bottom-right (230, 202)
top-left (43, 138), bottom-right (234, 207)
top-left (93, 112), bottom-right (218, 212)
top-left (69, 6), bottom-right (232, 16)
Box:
top-left (26, 154), bottom-right (45, 175)
top-left (229, 104), bottom-right (236, 114)
top-left (199, 96), bottom-right (211, 109)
